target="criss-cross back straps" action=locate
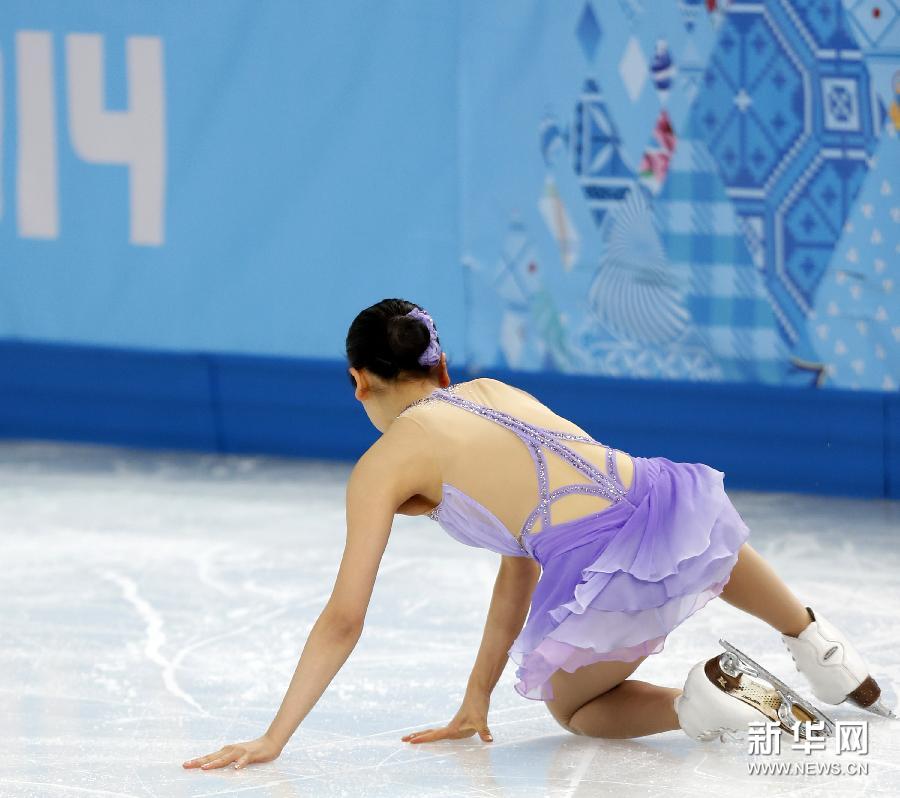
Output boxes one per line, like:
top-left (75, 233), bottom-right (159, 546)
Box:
top-left (432, 389), bottom-right (628, 536)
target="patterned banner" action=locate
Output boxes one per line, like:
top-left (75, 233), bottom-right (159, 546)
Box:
top-left (460, 0), bottom-right (898, 391)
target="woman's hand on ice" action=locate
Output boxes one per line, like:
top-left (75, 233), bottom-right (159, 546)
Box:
top-left (183, 734), bottom-right (283, 770)
top-left (401, 690), bottom-right (493, 744)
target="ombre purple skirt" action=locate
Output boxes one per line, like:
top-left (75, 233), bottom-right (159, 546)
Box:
top-left (508, 455), bottom-right (751, 702)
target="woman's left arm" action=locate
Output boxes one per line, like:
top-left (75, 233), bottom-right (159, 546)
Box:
top-left (402, 555), bottom-right (540, 745)
top-left (465, 555), bottom-right (541, 698)
top-left (184, 421), bottom-right (430, 770)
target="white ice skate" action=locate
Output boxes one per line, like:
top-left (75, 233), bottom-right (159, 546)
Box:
top-left (781, 606), bottom-right (897, 719)
top-left (675, 639), bottom-right (835, 743)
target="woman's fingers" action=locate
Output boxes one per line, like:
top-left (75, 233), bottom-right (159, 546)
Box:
top-left (406, 725), bottom-right (472, 743)
top-left (189, 744), bottom-right (240, 770)
top-left (201, 751), bottom-right (239, 770)
top-left (402, 720), bottom-right (492, 745)
top-left (200, 758), bottom-right (228, 769)
top-left (407, 728), bottom-right (448, 743)
top-left (402, 727), bottom-right (444, 743)
top-left (183, 748), bottom-right (225, 768)
top-left (183, 737), bottom-right (278, 771)
top-left (401, 728), bottom-right (434, 741)
top-left (400, 729), bottom-right (434, 742)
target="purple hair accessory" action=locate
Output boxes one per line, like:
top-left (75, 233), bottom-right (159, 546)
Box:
top-left (405, 307), bottom-right (442, 367)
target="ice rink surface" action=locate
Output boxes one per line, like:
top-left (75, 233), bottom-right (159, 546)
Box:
top-left (2, 440), bottom-right (899, 797)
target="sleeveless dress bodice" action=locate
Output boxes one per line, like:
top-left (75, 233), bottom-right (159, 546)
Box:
top-left (395, 380), bottom-right (751, 702)
top-left (397, 383), bottom-right (635, 562)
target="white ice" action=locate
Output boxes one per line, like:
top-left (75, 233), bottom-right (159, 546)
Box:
top-left (2, 439), bottom-right (899, 796)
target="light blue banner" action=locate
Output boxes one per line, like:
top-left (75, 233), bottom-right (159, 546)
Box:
top-left (0, 1), bottom-right (462, 358)
top-left (2, 1), bottom-right (898, 393)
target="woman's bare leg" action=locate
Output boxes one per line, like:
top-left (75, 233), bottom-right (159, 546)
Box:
top-left (567, 680), bottom-right (683, 739)
top-left (544, 542), bottom-right (811, 739)
top-left (719, 542), bottom-right (813, 637)
top-left (546, 656), bottom-right (682, 738)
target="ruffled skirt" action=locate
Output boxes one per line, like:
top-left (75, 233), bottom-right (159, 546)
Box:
top-left (507, 455), bottom-right (751, 701)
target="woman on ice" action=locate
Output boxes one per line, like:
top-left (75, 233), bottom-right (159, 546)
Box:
top-left (185, 299), bottom-right (893, 771)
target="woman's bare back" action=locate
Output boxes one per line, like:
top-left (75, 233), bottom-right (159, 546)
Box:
top-left (393, 377), bottom-right (634, 541)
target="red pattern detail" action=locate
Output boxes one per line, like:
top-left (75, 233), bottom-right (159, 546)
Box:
top-left (638, 109), bottom-right (677, 188)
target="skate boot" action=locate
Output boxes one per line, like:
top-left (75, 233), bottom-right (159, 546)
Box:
top-left (675, 639), bottom-right (835, 743)
top-left (781, 606), bottom-right (896, 719)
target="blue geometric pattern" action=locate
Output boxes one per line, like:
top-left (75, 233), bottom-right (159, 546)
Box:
top-left (572, 78), bottom-right (637, 229)
top-left (693, 0), bottom-right (881, 356)
top-left (580, 1), bottom-right (663, 169)
top-left (581, 0), bottom-right (720, 160)
top-left (654, 136), bottom-right (789, 383)
top-left (575, 2), bottom-right (603, 62)
top-left (809, 126), bottom-right (900, 390)
top-left (637, 0), bottom-right (716, 131)
top-left (842, 0), bottom-right (900, 105)
top-left (589, 187), bottom-right (689, 346)
top-left (459, 0), bottom-right (899, 392)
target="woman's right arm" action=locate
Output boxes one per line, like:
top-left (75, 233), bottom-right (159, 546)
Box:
top-left (185, 421), bottom-right (434, 769)
top-left (264, 428), bottom-right (435, 748)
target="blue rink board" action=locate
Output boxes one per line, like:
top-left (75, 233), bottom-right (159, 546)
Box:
top-left (0, 339), bottom-right (896, 499)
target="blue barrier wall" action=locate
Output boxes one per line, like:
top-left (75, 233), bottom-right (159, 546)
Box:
top-left (1, 339), bottom-right (897, 499)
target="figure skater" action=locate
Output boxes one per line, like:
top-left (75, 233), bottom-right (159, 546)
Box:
top-left (184, 298), bottom-right (894, 771)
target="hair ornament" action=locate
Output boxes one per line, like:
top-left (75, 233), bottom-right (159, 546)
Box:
top-left (405, 307), bottom-right (442, 367)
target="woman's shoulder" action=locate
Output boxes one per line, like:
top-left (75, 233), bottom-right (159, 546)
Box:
top-left (359, 408), bottom-right (437, 481)
top-left (466, 376), bottom-right (541, 405)
top-left (391, 376), bottom-right (543, 429)
top-left (353, 413), bottom-right (441, 514)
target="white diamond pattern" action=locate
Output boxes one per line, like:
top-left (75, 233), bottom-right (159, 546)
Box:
top-left (618, 36), bottom-right (648, 102)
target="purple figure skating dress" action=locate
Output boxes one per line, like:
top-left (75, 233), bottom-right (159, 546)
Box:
top-left (398, 380), bottom-right (751, 702)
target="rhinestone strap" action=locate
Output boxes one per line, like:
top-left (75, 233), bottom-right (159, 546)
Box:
top-left (397, 383), bottom-right (461, 418)
top-left (401, 385), bottom-right (465, 523)
top-left (607, 446), bottom-right (618, 484)
top-left (525, 438), bottom-right (553, 532)
top-left (521, 482), bottom-right (622, 536)
top-left (412, 386), bottom-right (627, 547)
top-left (514, 529), bottom-right (529, 554)
top-left (397, 396), bottom-right (435, 418)
top-left (425, 441), bottom-right (551, 532)
top-left (435, 391), bottom-right (627, 497)
top-left (524, 424), bottom-right (596, 444)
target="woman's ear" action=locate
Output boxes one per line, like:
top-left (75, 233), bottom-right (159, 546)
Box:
top-left (438, 353), bottom-right (451, 388)
top-left (350, 367), bottom-right (369, 401)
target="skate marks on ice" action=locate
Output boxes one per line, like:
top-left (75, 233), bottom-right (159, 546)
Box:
top-left (1, 440), bottom-right (898, 796)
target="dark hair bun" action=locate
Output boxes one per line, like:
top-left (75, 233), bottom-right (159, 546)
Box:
top-left (345, 298), bottom-right (442, 381)
top-left (387, 313), bottom-right (432, 367)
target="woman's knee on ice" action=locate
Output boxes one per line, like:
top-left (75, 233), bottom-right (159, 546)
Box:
top-left (546, 698), bottom-right (609, 737)
top-left (546, 701), bottom-right (583, 735)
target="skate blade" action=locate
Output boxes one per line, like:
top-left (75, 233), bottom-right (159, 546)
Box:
top-left (848, 675), bottom-right (898, 719)
top-left (718, 638), bottom-right (836, 738)
top-left (706, 650), bottom-right (817, 737)
top-left (861, 698), bottom-right (897, 719)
